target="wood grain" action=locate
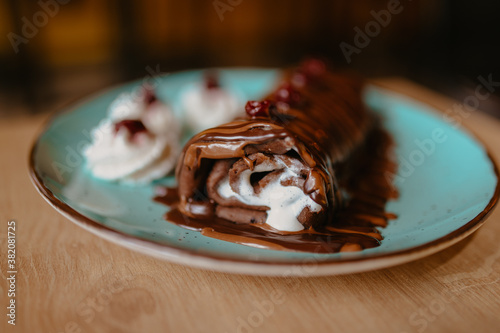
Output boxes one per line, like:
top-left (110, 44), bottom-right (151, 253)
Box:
top-left (1, 79), bottom-right (500, 333)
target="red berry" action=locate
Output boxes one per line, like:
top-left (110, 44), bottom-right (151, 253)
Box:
top-left (292, 58), bottom-right (327, 88)
top-left (301, 58), bottom-right (327, 77)
top-left (274, 82), bottom-right (301, 106)
top-left (291, 71), bottom-right (308, 88)
top-left (143, 88), bottom-right (157, 105)
top-left (204, 72), bottom-right (220, 90)
top-left (114, 119), bottom-right (148, 137)
top-left (245, 100), bottom-right (273, 118)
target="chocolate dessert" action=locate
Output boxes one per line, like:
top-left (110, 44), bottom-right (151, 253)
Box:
top-left (156, 60), bottom-right (398, 253)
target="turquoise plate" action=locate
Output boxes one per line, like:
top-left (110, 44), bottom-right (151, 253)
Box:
top-left (29, 69), bottom-right (499, 276)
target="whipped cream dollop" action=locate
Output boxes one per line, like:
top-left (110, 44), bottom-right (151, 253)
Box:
top-left (181, 73), bottom-right (242, 132)
top-left (84, 88), bottom-right (180, 184)
top-left (217, 157), bottom-right (322, 232)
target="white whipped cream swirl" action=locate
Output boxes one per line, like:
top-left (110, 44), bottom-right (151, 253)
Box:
top-left (84, 90), bottom-right (180, 184)
top-left (181, 84), bottom-right (241, 132)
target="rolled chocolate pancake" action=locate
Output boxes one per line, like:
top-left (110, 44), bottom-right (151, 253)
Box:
top-left (175, 62), bottom-right (374, 233)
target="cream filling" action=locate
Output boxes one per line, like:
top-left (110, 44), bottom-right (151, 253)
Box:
top-left (217, 160), bottom-right (322, 232)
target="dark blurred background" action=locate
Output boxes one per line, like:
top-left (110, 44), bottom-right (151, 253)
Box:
top-left (1, 0), bottom-right (500, 117)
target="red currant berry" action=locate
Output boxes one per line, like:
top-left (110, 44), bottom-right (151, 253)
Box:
top-left (245, 100), bottom-right (273, 118)
top-left (204, 72), bottom-right (220, 90)
top-left (274, 82), bottom-right (301, 106)
top-left (143, 88), bottom-right (157, 105)
top-left (114, 119), bottom-right (148, 137)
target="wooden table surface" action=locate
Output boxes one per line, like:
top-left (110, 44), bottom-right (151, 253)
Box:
top-left (1, 79), bottom-right (500, 333)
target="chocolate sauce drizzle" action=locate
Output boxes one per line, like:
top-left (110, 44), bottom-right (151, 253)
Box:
top-left (155, 125), bottom-right (397, 253)
top-left (155, 63), bottom-right (398, 253)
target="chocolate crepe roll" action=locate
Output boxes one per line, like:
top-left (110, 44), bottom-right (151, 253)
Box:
top-left (176, 60), bottom-right (373, 232)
